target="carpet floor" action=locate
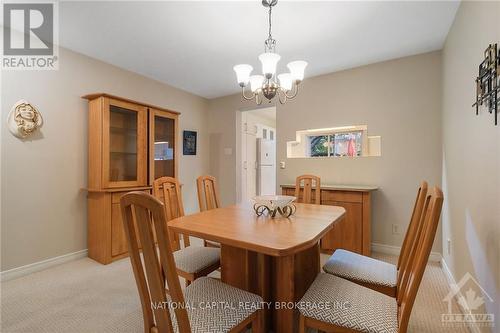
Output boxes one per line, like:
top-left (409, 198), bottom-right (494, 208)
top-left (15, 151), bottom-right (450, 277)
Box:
top-left (1, 252), bottom-right (467, 333)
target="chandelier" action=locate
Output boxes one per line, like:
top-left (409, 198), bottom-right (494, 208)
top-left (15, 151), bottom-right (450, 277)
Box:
top-left (233, 0), bottom-right (307, 105)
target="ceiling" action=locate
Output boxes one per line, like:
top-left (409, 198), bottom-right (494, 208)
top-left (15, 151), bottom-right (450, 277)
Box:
top-left (59, 1), bottom-right (460, 99)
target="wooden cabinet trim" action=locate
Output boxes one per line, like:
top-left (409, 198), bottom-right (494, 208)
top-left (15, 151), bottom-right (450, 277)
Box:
top-left (86, 186), bottom-right (152, 193)
top-left (321, 190), bottom-right (362, 203)
top-left (88, 98), bottom-right (103, 189)
top-left (362, 192), bottom-right (372, 256)
top-left (83, 93), bottom-right (180, 115)
top-left (111, 190), bottom-right (150, 204)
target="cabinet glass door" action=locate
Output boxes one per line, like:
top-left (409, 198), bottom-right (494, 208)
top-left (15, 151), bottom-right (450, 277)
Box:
top-left (105, 99), bottom-right (147, 187)
top-left (109, 106), bottom-right (138, 181)
top-left (150, 109), bottom-right (177, 182)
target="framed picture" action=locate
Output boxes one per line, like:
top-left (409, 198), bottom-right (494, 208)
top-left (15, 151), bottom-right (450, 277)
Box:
top-left (183, 130), bottom-right (197, 155)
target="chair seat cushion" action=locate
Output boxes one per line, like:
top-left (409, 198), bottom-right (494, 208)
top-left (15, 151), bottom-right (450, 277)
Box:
top-left (298, 273), bottom-right (398, 333)
top-left (173, 246), bottom-right (220, 274)
top-left (323, 249), bottom-right (397, 288)
top-left (170, 277), bottom-right (263, 333)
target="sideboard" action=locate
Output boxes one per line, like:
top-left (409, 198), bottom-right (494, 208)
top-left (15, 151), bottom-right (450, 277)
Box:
top-left (280, 184), bottom-right (378, 256)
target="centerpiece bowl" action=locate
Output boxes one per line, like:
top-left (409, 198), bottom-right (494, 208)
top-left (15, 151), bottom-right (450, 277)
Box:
top-left (252, 195), bottom-right (297, 218)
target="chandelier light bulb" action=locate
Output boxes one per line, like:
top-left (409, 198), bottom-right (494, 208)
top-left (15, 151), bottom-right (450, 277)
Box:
top-left (233, 64), bottom-right (253, 86)
top-left (259, 52), bottom-right (281, 79)
top-left (278, 73), bottom-right (293, 91)
top-left (287, 61), bottom-right (308, 82)
top-left (249, 75), bottom-right (265, 92)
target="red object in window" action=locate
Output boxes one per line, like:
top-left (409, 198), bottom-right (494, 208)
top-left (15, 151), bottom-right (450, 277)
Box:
top-left (347, 138), bottom-right (355, 157)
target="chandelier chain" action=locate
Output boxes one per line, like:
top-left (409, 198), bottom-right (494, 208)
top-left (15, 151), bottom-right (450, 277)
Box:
top-left (264, 4), bottom-right (276, 53)
top-left (268, 5), bottom-right (272, 40)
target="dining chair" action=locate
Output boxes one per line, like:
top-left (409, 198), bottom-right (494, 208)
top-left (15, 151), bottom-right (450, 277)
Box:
top-left (294, 174), bottom-right (321, 204)
top-left (120, 192), bottom-right (263, 333)
top-left (154, 177), bottom-right (220, 286)
top-left (196, 175), bottom-right (221, 248)
top-left (298, 186), bottom-right (443, 333)
top-left (196, 175), bottom-right (221, 211)
top-left (322, 181), bottom-right (428, 297)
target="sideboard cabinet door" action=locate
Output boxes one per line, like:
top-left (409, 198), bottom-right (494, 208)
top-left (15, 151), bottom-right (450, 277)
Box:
top-left (320, 201), bottom-right (363, 253)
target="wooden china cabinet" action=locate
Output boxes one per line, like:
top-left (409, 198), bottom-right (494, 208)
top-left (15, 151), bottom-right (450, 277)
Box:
top-left (84, 93), bottom-right (179, 264)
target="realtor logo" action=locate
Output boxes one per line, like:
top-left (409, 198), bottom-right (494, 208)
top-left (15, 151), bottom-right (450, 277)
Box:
top-left (442, 272), bottom-right (495, 329)
top-left (2, 2), bottom-right (58, 69)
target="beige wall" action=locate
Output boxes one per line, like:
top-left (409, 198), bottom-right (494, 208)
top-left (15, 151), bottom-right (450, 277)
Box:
top-left (441, 0), bottom-right (499, 325)
top-left (208, 51), bottom-right (443, 252)
top-left (244, 108), bottom-right (276, 129)
top-left (1, 47), bottom-right (210, 271)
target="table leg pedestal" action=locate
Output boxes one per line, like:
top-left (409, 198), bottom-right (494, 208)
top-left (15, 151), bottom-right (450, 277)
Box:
top-left (221, 243), bottom-right (320, 333)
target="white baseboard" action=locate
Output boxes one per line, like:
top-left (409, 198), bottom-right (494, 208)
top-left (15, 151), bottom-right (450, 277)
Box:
top-left (440, 256), bottom-right (455, 286)
top-left (1, 249), bottom-right (88, 282)
top-left (371, 242), bottom-right (442, 262)
top-left (440, 258), bottom-right (481, 333)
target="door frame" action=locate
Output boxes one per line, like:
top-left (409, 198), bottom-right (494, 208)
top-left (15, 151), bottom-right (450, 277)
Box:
top-left (235, 105), bottom-right (277, 203)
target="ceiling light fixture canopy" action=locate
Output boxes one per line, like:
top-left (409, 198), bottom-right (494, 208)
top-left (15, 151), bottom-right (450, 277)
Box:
top-left (233, 0), bottom-right (307, 105)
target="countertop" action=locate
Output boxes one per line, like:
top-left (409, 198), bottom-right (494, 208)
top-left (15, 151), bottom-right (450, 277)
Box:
top-left (280, 184), bottom-right (378, 192)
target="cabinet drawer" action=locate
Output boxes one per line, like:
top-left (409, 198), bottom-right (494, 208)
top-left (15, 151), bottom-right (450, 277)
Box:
top-left (111, 190), bottom-right (150, 204)
top-left (321, 190), bottom-right (362, 203)
top-left (282, 188), bottom-right (295, 196)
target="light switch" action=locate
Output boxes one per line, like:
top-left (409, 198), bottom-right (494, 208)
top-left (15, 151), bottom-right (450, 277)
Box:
top-left (224, 148), bottom-right (233, 155)
top-left (280, 161), bottom-right (286, 169)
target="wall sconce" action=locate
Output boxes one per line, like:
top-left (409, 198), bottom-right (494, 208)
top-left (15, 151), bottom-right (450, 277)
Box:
top-left (473, 43), bottom-right (499, 125)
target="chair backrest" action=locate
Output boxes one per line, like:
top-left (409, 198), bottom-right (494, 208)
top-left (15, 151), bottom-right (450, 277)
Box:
top-left (396, 186), bottom-right (443, 333)
top-left (120, 191), bottom-right (191, 333)
top-left (153, 177), bottom-right (189, 249)
top-left (294, 175), bottom-right (321, 204)
top-left (196, 175), bottom-right (221, 211)
top-left (397, 181), bottom-right (428, 271)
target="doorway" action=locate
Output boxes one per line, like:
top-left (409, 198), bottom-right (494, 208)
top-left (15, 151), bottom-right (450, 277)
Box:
top-left (236, 107), bottom-right (277, 203)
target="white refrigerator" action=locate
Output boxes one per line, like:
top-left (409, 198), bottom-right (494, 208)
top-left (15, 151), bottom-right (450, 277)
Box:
top-left (257, 138), bottom-right (276, 195)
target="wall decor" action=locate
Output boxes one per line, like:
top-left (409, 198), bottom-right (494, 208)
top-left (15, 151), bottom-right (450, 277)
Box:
top-left (183, 130), bottom-right (197, 155)
top-left (7, 100), bottom-right (43, 138)
top-left (473, 43), bottom-right (499, 125)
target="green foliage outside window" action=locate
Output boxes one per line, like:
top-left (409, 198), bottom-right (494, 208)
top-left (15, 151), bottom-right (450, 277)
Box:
top-left (309, 135), bottom-right (328, 157)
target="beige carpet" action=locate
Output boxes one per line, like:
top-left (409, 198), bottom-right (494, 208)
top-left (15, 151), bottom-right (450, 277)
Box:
top-left (1, 252), bottom-right (467, 333)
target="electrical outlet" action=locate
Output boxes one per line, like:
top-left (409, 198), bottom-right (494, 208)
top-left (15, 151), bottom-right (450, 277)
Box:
top-left (447, 239), bottom-right (451, 255)
top-left (392, 224), bottom-right (401, 235)
top-left (280, 161), bottom-right (286, 169)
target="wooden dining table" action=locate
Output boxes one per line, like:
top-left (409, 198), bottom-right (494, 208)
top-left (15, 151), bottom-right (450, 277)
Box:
top-left (168, 202), bottom-right (345, 333)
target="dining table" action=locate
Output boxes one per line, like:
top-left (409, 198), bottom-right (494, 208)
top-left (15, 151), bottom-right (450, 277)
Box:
top-left (168, 202), bottom-right (345, 333)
